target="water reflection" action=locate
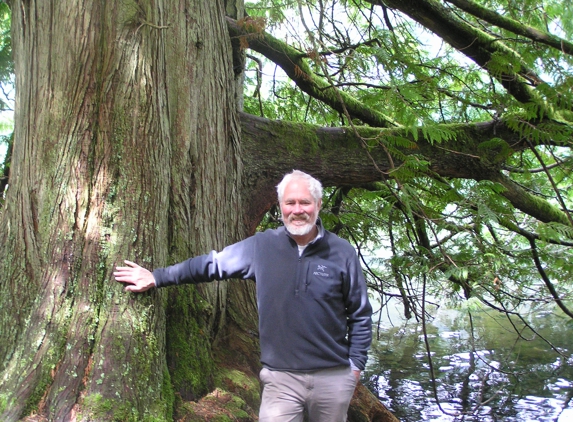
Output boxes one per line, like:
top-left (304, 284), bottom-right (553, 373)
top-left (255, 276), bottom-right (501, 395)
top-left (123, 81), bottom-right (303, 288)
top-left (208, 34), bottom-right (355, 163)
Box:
top-left (364, 304), bottom-right (573, 421)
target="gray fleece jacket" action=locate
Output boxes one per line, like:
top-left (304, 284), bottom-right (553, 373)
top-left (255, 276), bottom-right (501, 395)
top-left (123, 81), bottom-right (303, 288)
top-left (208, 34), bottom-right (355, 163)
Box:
top-left (153, 222), bottom-right (373, 371)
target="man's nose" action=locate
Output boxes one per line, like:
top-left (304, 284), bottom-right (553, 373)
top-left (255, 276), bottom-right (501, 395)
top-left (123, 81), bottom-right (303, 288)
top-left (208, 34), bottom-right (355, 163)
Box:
top-left (293, 204), bottom-right (304, 213)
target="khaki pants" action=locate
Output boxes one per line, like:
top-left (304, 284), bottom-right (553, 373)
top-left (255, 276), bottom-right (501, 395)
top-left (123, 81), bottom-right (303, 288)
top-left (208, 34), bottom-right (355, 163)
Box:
top-left (258, 366), bottom-right (358, 422)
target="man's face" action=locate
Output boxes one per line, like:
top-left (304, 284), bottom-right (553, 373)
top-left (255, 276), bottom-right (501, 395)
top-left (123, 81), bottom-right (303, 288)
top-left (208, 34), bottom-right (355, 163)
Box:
top-left (280, 179), bottom-right (321, 237)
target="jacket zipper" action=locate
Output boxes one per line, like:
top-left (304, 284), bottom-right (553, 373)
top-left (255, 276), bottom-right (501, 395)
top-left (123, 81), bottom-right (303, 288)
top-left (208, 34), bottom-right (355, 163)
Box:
top-left (295, 254), bottom-right (303, 297)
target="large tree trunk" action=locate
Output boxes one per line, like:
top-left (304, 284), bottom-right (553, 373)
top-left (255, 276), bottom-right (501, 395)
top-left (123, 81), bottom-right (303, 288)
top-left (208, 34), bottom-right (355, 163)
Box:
top-left (0, 0), bottom-right (246, 420)
top-left (0, 1), bottom-right (395, 421)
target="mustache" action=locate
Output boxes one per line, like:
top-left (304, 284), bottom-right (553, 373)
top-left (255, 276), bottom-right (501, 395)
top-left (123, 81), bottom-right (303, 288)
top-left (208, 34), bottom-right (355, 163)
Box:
top-left (288, 214), bottom-right (310, 222)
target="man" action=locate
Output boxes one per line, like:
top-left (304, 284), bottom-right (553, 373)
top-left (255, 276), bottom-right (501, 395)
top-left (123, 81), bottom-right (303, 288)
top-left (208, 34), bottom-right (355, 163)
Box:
top-left (114, 170), bottom-right (373, 422)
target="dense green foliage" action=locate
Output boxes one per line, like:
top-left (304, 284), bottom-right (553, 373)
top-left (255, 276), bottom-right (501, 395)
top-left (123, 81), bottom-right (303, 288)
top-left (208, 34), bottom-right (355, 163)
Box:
top-left (245, 0), bottom-right (573, 385)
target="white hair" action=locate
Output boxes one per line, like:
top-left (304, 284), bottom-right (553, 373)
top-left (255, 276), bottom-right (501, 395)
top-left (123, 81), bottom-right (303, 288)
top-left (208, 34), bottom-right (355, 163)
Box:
top-left (276, 170), bottom-right (323, 203)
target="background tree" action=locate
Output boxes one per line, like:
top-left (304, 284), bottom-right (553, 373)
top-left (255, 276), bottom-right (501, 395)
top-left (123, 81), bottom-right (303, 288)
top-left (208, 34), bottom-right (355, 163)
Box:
top-left (0, 1), bottom-right (13, 201)
top-left (0, 0), bottom-right (572, 421)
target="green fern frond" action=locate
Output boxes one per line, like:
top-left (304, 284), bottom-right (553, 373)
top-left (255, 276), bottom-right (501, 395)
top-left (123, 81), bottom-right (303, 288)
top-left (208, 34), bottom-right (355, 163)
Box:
top-left (420, 124), bottom-right (458, 145)
top-left (536, 222), bottom-right (573, 242)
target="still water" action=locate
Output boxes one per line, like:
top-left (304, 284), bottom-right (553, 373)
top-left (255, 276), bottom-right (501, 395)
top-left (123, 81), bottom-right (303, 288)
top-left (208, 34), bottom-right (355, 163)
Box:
top-left (364, 302), bottom-right (573, 421)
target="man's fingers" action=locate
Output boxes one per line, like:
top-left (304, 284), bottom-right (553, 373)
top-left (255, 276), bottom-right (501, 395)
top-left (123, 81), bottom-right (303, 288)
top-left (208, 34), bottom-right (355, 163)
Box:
top-left (114, 262), bottom-right (142, 278)
top-left (113, 266), bottom-right (138, 284)
top-left (114, 266), bottom-right (139, 272)
top-left (123, 260), bottom-right (139, 268)
top-left (113, 268), bottom-right (135, 276)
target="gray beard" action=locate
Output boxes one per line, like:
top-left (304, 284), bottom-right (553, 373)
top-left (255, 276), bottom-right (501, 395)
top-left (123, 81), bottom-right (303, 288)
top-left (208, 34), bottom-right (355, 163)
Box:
top-left (283, 215), bottom-right (317, 236)
top-left (286, 222), bottom-right (314, 236)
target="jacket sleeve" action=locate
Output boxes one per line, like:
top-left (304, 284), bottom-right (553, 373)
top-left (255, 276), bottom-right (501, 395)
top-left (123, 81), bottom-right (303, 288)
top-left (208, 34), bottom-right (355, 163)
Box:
top-left (152, 236), bottom-right (256, 288)
top-left (344, 252), bottom-right (373, 370)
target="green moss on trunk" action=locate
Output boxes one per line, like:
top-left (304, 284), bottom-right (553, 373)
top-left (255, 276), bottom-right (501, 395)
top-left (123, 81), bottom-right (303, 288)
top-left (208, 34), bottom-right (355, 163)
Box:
top-left (166, 286), bottom-right (216, 402)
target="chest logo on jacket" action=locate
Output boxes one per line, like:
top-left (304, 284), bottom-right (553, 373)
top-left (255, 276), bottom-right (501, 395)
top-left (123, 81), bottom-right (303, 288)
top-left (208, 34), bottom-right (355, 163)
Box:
top-left (313, 264), bottom-right (330, 277)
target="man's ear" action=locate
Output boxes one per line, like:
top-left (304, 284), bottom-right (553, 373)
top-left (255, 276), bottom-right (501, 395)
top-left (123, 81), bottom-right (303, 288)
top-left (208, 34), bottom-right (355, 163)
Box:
top-left (317, 198), bottom-right (322, 210)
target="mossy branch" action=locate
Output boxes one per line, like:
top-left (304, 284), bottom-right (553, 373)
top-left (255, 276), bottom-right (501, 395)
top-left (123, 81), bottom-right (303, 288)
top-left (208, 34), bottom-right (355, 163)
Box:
top-left (226, 17), bottom-right (399, 128)
top-left (240, 113), bottom-right (571, 228)
top-left (445, 0), bottom-right (573, 56)
top-left (366, 0), bottom-right (553, 116)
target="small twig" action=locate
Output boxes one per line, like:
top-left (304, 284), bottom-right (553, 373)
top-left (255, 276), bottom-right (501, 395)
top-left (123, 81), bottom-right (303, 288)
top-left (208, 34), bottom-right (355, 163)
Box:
top-left (135, 21), bottom-right (170, 35)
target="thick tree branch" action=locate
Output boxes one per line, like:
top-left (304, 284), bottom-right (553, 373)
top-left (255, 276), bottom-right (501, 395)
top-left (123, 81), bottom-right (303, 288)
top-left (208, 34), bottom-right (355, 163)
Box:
top-left (445, 0), bottom-right (573, 56)
top-left (487, 171), bottom-right (571, 226)
top-left (366, 0), bottom-right (551, 113)
top-left (226, 17), bottom-right (398, 128)
top-left (239, 112), bottom-right (570, 229)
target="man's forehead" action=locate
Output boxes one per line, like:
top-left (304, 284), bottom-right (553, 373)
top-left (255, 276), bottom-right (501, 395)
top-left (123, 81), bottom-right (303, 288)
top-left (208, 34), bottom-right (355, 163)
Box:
top-left (284, 180), bottom-right (311, 195)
